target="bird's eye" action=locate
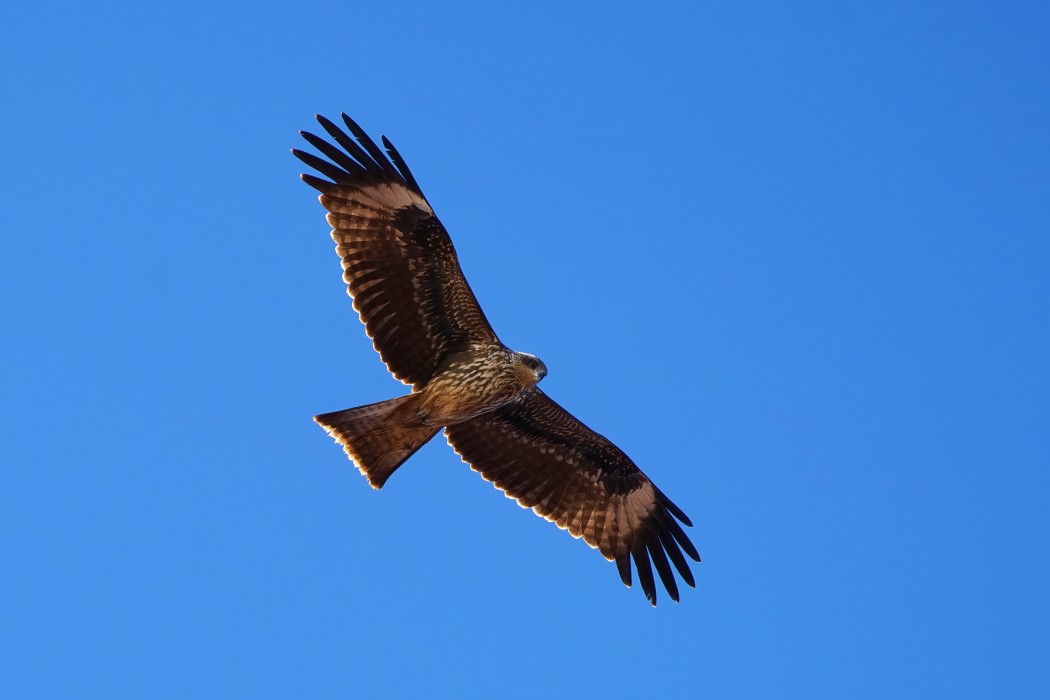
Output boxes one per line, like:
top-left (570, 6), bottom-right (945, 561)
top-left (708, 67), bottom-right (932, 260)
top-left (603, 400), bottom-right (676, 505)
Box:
top-left (526, 359), bottom-right (536, 369)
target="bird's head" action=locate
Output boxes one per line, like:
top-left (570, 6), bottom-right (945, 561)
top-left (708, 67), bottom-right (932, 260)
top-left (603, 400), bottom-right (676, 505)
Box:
top-left (516, 352), bottom-right (548, 384)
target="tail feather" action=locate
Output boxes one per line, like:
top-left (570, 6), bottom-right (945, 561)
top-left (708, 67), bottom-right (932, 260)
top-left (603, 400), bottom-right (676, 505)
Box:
top-left (314, 394), bottom-right (438, 489)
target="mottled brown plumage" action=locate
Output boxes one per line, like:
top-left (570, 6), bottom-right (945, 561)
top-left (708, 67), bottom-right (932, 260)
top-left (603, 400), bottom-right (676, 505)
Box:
top-left (294, 114), bottom-right (700, 605)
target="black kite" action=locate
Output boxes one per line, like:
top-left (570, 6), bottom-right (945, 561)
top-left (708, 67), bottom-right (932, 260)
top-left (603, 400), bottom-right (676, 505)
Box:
top-left (293, 114), bottom-right (700, 605)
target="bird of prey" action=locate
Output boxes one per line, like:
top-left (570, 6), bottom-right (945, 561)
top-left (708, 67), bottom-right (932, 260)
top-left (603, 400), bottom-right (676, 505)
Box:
top-left (293, 114), bottom-right (700, 605)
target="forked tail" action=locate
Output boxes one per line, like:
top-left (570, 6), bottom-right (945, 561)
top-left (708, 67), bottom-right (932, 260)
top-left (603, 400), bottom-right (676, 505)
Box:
top-left (314, 394), bottom-right (439, 489)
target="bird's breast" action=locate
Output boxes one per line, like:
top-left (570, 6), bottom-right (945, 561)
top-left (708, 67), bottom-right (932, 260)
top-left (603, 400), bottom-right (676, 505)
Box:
top-left (420, 350), bottom-right (526, 425)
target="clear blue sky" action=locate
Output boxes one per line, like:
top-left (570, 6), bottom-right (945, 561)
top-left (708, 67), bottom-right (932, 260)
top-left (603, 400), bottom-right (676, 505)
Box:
top-left (2, 1), bottom-right (1048, 697)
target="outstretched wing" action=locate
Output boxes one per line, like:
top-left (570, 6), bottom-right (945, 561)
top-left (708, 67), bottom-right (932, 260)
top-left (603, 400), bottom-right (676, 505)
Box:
top-left (293, 114), bottom-right (499, 390)
top-left (444, 388), bottom-right (700, 605)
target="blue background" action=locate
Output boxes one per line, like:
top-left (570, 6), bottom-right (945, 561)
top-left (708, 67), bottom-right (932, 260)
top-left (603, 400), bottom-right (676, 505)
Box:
top-left (3, 2), bottom-right (1048, 697)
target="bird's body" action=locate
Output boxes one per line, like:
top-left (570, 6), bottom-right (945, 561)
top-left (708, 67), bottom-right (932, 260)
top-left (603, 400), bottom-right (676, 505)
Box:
top-left (294, 114), bottom-right (700, 605)
top-left (419, 347), bottom-right (546, 426)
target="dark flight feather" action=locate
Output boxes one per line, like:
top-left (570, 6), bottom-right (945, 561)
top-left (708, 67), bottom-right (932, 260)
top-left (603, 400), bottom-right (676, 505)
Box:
top-left (299, 130), bottom-right (368, 177)
top-left (381, 135), bottom-right (425, 199)
top-left (340, 113), bottom-right (402, 181)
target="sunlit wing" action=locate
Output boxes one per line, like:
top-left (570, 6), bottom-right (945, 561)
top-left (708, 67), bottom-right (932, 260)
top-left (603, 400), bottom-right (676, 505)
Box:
top-left (445, 388), bottom-right (700, 605)
top-left (293, 114), bottom-right (499, 389)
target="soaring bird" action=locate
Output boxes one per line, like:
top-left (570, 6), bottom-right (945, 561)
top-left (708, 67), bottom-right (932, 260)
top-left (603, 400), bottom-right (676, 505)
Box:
top-left (293, 114), bottom-right (700, 605)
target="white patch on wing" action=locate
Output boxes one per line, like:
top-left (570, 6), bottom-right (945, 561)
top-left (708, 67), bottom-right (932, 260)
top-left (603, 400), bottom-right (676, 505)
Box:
top-left (350, 182), bottom-right (430, 213)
